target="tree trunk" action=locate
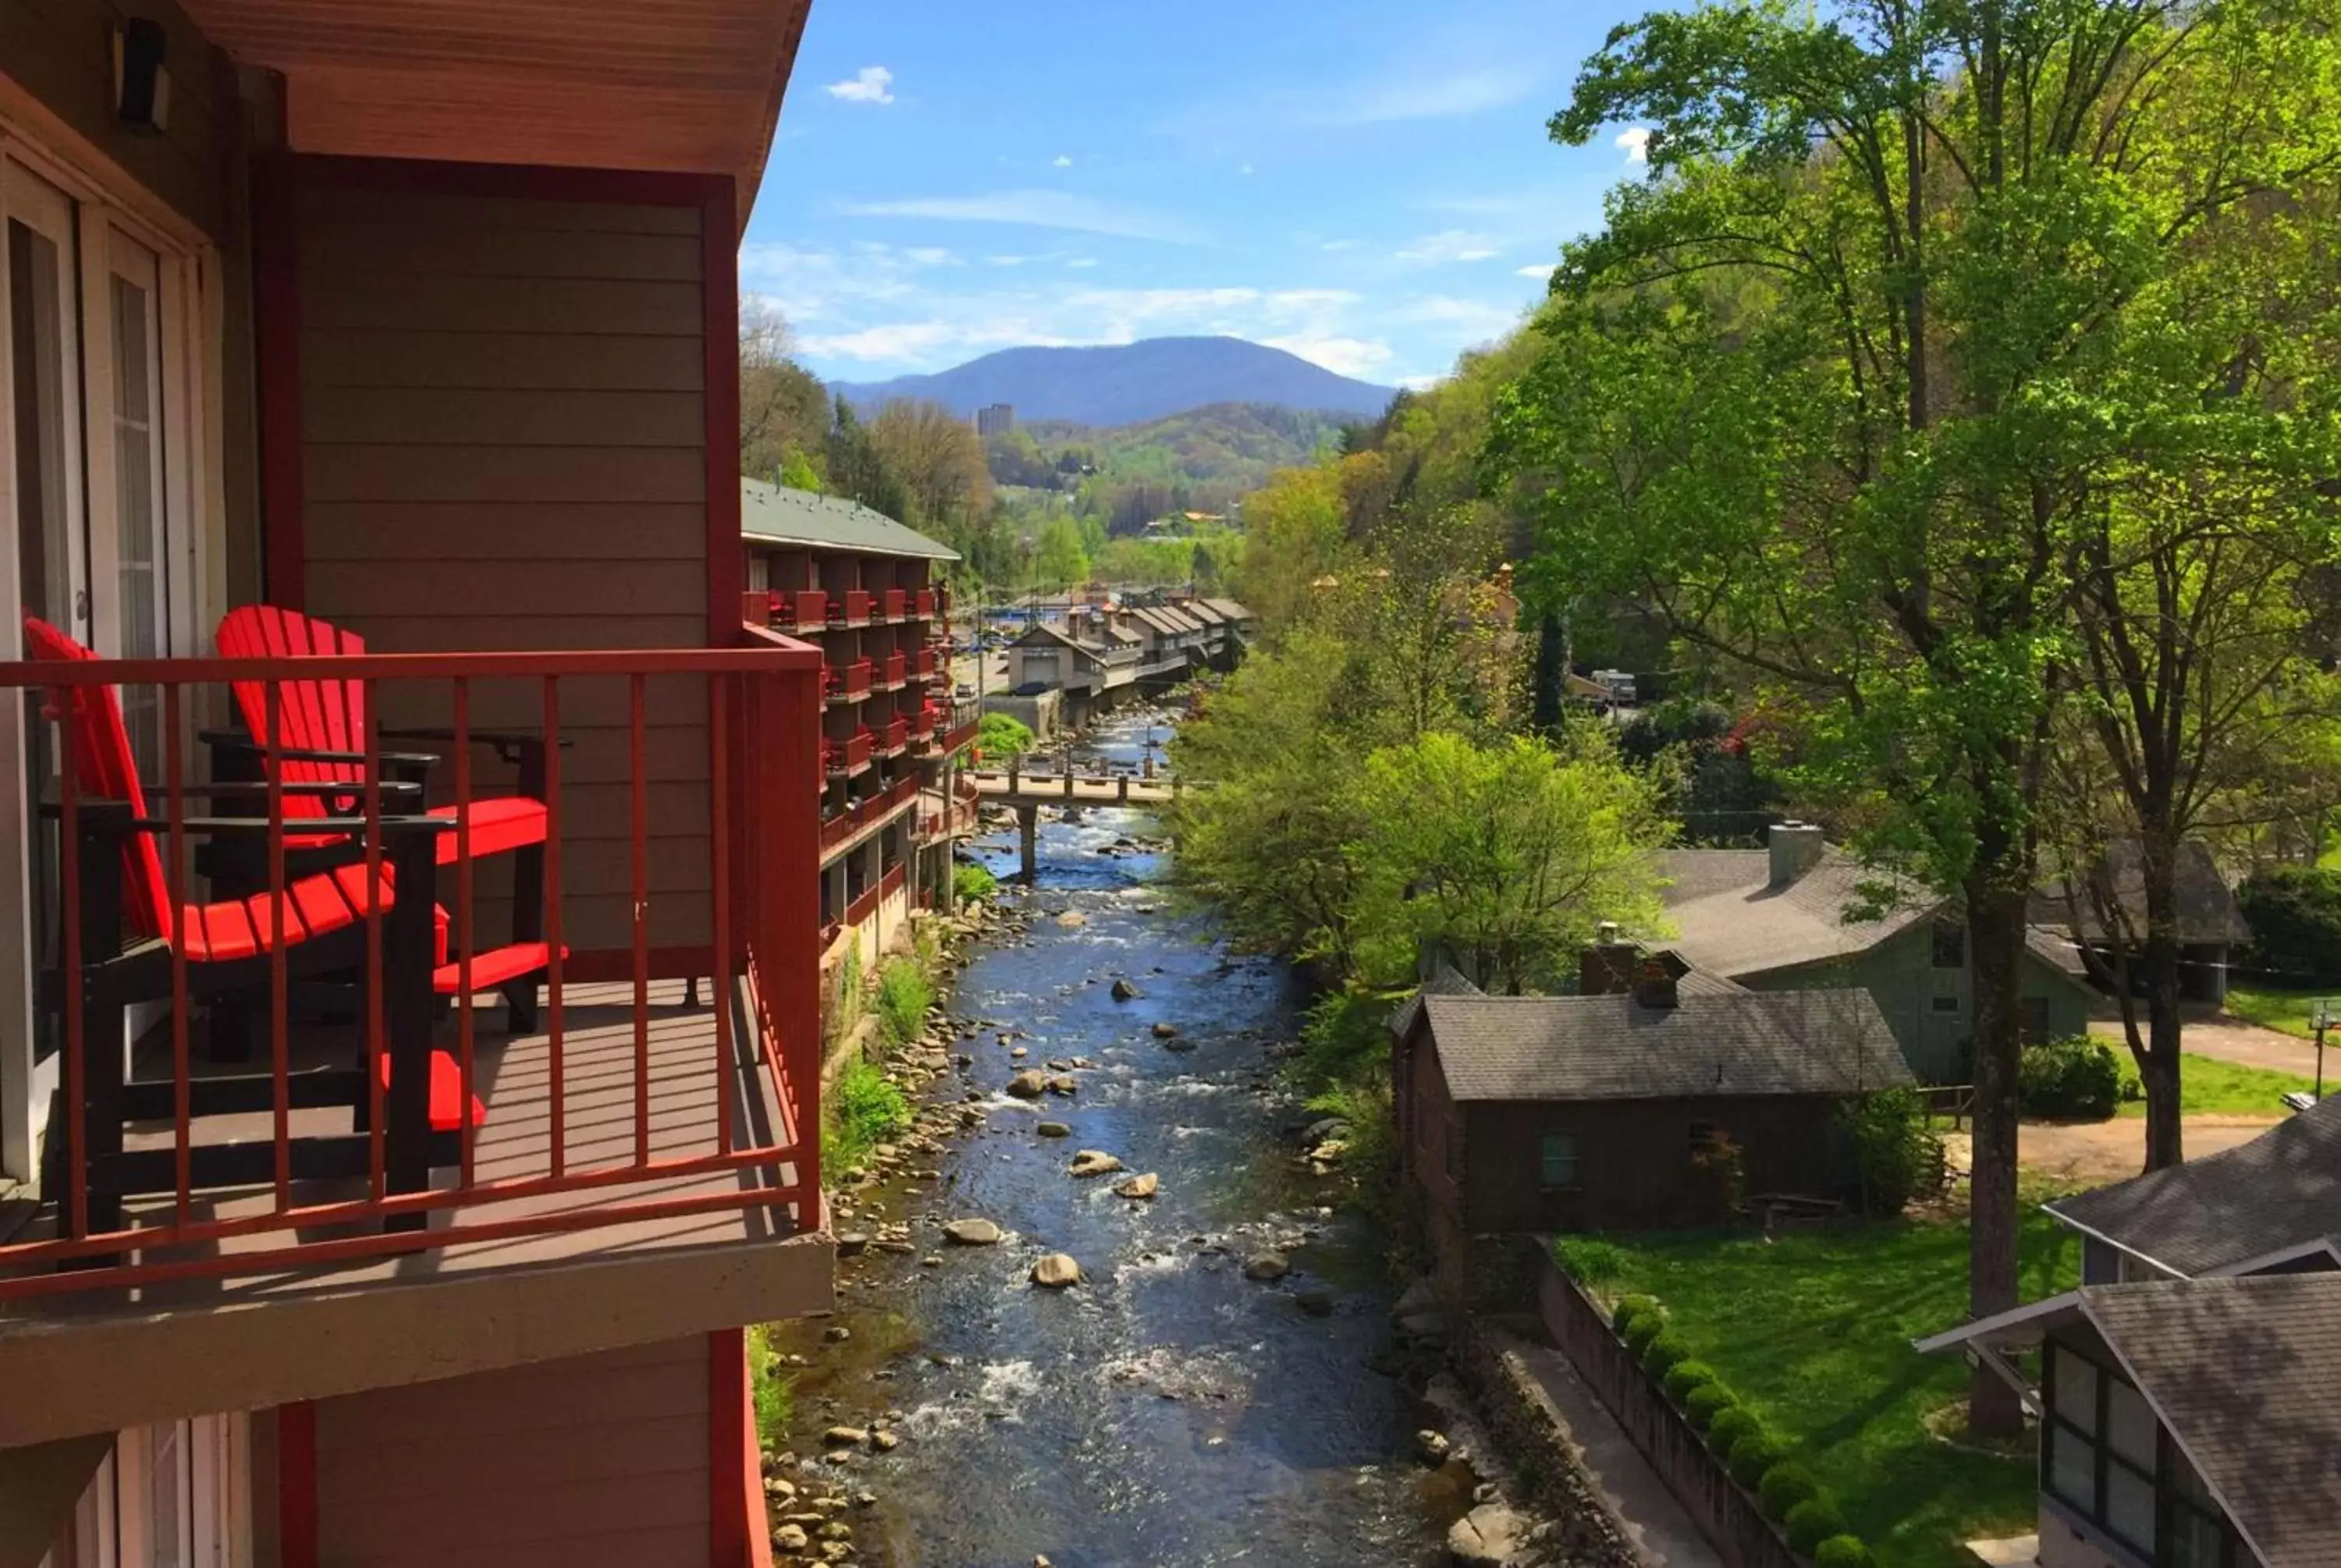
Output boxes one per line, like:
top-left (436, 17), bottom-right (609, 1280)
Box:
top-left (2138, 833), bottom-right (2186, 1171)
top-left (1531, 611), bottom-right (1567, 734)
top-left (1966, 878), bottom-right (2028, 1439)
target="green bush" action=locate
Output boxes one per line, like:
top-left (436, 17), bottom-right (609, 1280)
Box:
top-left (1622, 1313), bottom-right (1668, 1357)
top-left (1682, 1382), bottom-right (1737, 1431)
top-left (2018, 1036), bottom-right (2123, 1119)
top-left (1662, 1359), bottom-right (1720, 1403)
top-left (1706, 1407), bottom-right (1763, 1456)
top-left (1759, 1462), bottom-right (1821, 1520)
top-left (1641, 1331), bottom-right (1691, 1380)
top-left (952, 861), bottom-right (998, 905)
top-left (1787, 1498), bottom-right (1849, 1555)
top-left (1557, 1236), bottom-right (1629, 1285)
top-left (1610, 1293), bottom-right (1660, 1330)
top-left (2238, 865), bottom-right (2341, 979)
top-left (976, 711), bottom-right (1035, 761)
top-left (1813, 1536), bottom-right (1874, 1568)
top-left (1835, 1087), bottom-right (1941, 1215)
top-left (746, 1324), bottom-right (794, 1450)
top-left (1728, 1432), bottom-right (1789, 1489)
top-left (874, 959), bottom-right (933, 1050)
top-left (825, 1057), bottom-right (910, 1171)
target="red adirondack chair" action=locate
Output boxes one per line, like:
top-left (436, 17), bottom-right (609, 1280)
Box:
top-left (214, 605), bottom-right (556, 1028)
top-left (25, 617), bottom-right (481, 1240)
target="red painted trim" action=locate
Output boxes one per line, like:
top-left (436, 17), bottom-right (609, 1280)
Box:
top-left (253, 152), bottom-right (304, 610)
top-left (562, 944), bottom-right (715, 984)
top-left (709, 1327), bottom-right (759, 1568)
top-left (286, 154), bottom-right (728, 209)
top-left (703, 177), bottom-right (744, 650)
top-left (277, 1402), bottom-right (318, 1568)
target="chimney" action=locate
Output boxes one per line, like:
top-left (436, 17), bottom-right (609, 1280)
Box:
top-left (1768, 821), bottom-right (1825, 887)
top-left (1579, 922), bottom-right (1639, 996)
top-left (1632, 953), bottom-right (1680, 1010)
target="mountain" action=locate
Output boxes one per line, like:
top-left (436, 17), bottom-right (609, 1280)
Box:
top-left (830, 336), bottom-right (1396, 427)
top-left (1022, 403), bottom-right (1346, 497)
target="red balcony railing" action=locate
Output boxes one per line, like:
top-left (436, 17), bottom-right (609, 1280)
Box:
top-left (0, 627), bottom-right (824, 1301)
top-left (915, 588), bottom-right (937, 620)
top-left (879, 652), bottom-right (908, 691)
top-left (826, 730), bottom-right (873, 775)
top-left (879, 717), bottom-right (910, 757)
top-left (790, 590), bottom-right (828, 634)
top-left (882, 589), bottom-right (908, 623)
top-left (826, 591), bottom-right (873, 628)
top-left (824, 660), bottom-right (872, 704)
top-left (913, 648), bottom-right (937, 681)
top-left (815, 775), bottom-right (922, 860)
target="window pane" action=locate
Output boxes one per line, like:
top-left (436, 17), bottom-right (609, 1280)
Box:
top-left (2169, 1502), bottom-right (2227, 1568)
top-left (2106, 1379), bottom-right (2155, 1467)
top-left (148, 1422), bottom-right (186, 1567)
top-left (1540, 1133), bottom-right (1577, 1189)
top-left (2105, 1463), bottom-right (2156, 1556)
top-left (2052, 1347), bottom-right (2099, 1434)
top-left (111, 270), bottom-right (166, 771)
top-left (2048, 1423), bottom-right (2098, 1514)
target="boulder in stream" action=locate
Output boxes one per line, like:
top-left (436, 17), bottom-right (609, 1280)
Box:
top-left (1036, 1120), bottom-right (1072, 1138)
top-left (1447, 1503), bottom-right (1527, 1566)
top-left (1113, 1172), bottom-right (1160, 1200)
top-left (1005, 1070), bottom-right (1047, 1099)
top-left (943, 1219), bottom-right (1002, 1247)
top-left (1110, 977), bottom-right (1142, 1001)
top-left (1242, 1251), bottom-right (1291, 1282)
top-left (1067, 1150), bottom-right (1124, 1178)
top-left (1031, 1254), bottom-right (1082, 1289)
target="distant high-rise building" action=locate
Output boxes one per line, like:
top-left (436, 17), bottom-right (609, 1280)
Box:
top-left (975, 403), bottom-right (1016, 438)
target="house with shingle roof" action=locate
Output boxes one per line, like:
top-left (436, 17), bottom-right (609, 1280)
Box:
top-left (1659, 824), bottom-right (2096, 1081)
top-left (1916, 1272), bottom-right (2341, 1568)
top-left (1392, 942), bottom-right (1909, 1297)
top-left (2028, 839), bottom-right (2254, 1005)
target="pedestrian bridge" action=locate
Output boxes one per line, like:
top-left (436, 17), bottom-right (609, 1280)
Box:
top-left (966, 768), bottom-right (1188, 809)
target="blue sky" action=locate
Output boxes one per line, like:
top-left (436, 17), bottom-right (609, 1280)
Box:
top-left (744, 2), bottom-right (1650, 390)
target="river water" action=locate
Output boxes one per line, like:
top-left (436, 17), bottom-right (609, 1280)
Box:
top-left (770, 708), bottom-right (1458, 1567)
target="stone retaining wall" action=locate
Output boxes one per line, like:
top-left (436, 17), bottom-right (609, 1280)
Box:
top-left (1536, 1254), bottom-right (1805, 1568)
top-left (1451, 1318), bottom-right (1645, 1568)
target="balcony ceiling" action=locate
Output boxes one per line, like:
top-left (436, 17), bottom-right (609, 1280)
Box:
top-left (182, 0), bottom-right (812, 209)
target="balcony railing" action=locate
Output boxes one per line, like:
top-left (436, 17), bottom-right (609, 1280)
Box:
top-left (877, 652), bottom-right (908, 692)
top-left (826, 591), bottom-right (872, 629)
top-left (823, 660), bottom-right (872, 704)
top-left (788, 591), bottom-right (828, 635)
top-left (913, 648), bottom-right (937, 681)
top-left (881, 589), bottom-right (908, 623)
top-left (826, 730), bottom-right (873, 776)
top-left (877, 717), bottom-right (910, 757)
top-left (0, 628), bottom-right (824, 1302)
top-left (815, 775), bottom-right (921, 860)
top-left (914, 588), bottom-right (937, 620)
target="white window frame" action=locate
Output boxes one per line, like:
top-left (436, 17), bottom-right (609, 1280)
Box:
top-left (39, 1414), bottom-right (246, 1568)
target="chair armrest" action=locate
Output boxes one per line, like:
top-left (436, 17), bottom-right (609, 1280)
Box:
top-left (200, 729), bottom-right (442, 773)
top-left (164, 779), bottom-right (425, 800)
top-left (123, 813), bottom-right (454, 837)
top-left (379, 726), bottom-right (572, 771)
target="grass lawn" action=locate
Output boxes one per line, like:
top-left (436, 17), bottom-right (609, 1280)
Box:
top-left (2221, 981), bottom-right (2335, 1042)
top-left (2110, 1051), bottom-right (2317, 1116)
top-left (1558, 1202), bottom-right (2080, 1568)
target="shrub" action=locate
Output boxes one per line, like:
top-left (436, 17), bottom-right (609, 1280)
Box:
top-left (1813, 1537), bottom-right (1874, 1568)
top-left (874, 959), bottom-right (933, 1050)
top-left (2238, 865), bottom-right (2341, 979)
top-left (1787, 1498), bottom-right (1849, 1556)
top-left (825, 1057), bottom-right (910, 1170)
top-left (1758, 1462), bottom-right (1821, 1520)
top-left (2018, 1036), bottom-right (2123, 1119)
top-left (1662, 1359), bottom-right (1720, 1403)
top-left (746, 1323), bottom-right (794, 1450)
top-left (1706, 1407), bottom-right (1763, 1456)
top-left (1682, 1382), bottom-right (1736, 1431)
top-left (1622, 1314), bottom-right (1668, 1357)
top-left (952, 861), bottom-right (998, 905)
top-left (1835, 1087), bottom-right (1941, 1215)
top-left (1641, 1331), bottom-right (1691, 1380)
top-left (1610, 1293), bottom-right (1660, 1330)
top-left (977, 711), bottom-right (1035, 761)
top-left (1728, 1432), bottom-right (1789, 1489)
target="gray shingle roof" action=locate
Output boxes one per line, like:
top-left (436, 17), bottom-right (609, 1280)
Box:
top-left (1659, 849), bottom-right (1941, 977)
top-left (1411, 987), bottom-right (1910, 1102)
top-left (2084, 1273), bottom-right (2341, 1568)
top-left (1201, 597), bottom-right (1252, 622)
top-left (2029, 839), bottom-right (2253, 946)
top-left (741, 479), bottom-right (960, 561)
top-left (2047, 1098), bottom-right (2341, 1275)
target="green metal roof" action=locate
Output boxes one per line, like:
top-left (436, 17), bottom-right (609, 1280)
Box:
top-left (740, 479), bottom-right (961, 562)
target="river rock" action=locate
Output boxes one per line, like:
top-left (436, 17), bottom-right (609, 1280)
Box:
top-left (1056, 910), bottom-right (1086, 928)
top-left (822, 1325), bottom-right (851, 1343)
top-left (1243, 1251), bottom-right (1291, 1282)
top-left (1006, 1070), bottom-right (1047, 1099)
top-left (1110, 977), bottom-right (1142, 1000)
top-left (1113, 1172), bottom-right (1160, 1200)
top-left (943, 1219), bottom-right (1002, 1246)
top-left (1036, 1120), bottom-right (1072, 1137)
top-left (871, 1429), bottom-right (900, 1453)
top-left (1048, 1075), bottom-right (1078, 1094)
top-left (1068, 1150), bottom-right (1124, 1178)
top-left (1032, 1253), bottom-right (1082, 1288)
top-left (1448, 1503), bottom-right (1527, 1566)
top-left (1150, 1021), bottom-right (1178, 1038)
top-left (1414, 1429), bottom-right (1452, 1465)
top-left (822, 1426), bottom-right (868, 1449)
top-left (773, 1524), bottom-right (809, 1552)
top-left (834, 1232), bottom-right (869, 1258)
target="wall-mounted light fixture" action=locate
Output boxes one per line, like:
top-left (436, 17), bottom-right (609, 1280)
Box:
top-left (113, 18), bottom-right (171, 137)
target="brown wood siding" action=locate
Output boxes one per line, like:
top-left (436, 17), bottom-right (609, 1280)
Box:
top-left (1461, 1095), bottom-right (1845, 1233)
top-left (294, 183), bottom-right (712, 955)
top-left (0, 0), bottom-right (229, 237)
top-left (313, 1336), bottom-right (710, 1568)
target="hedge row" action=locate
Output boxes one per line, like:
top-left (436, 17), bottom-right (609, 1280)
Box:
top-left (1607, 1296), bottom-right (1873, 1568)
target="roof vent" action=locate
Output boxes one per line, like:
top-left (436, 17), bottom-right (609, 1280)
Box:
top-left (1769, 821), bottom-right (1826, 887)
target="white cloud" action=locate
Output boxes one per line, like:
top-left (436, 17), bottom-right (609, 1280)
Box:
top-left (1616, 126), bottom-right (1651, 164)
top-left (841, 189), bottom-right (1203, 243)
top-left (902, 247), bottom-right (962, 267)
top-left (1053, 154), bottom-right (1075, 169)
top-left (1066, 257), bottom-right (1100, 269)
top-left (1298, 67), bottom-right (1536, 126)
top-left (1397, 229), bottom-right (1502, 265)
top-left (1262, 335), bottom-right (1394, 378)
top-left (1239, 164), bottom-right (1256, 176)
top-left (1515, 263), bottom-right (1553, 279)
top-left (1392, 295), bottom-right (1521, 339)
top-left (987, 255), bottom-right (1028, 268)
top-left (1321, 239), bottom-right (1359, 253)
top-left (826, 66), bottom-right (896, 105)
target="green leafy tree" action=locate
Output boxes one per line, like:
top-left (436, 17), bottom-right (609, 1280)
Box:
top-left (824, 398), bottom-right (911, 523)
top-left (976, 711), bottom-right (1035, 761)
top-left (1497, 0), bottom-right (2341, 1433)
top-left (777, 449), bottom-right (824, 494)
top-left (1347, 731), bottom-right (1670, 992)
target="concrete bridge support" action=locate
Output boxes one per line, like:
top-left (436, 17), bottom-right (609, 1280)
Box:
top-left (1017, 804), bottom-right (1039, 883)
